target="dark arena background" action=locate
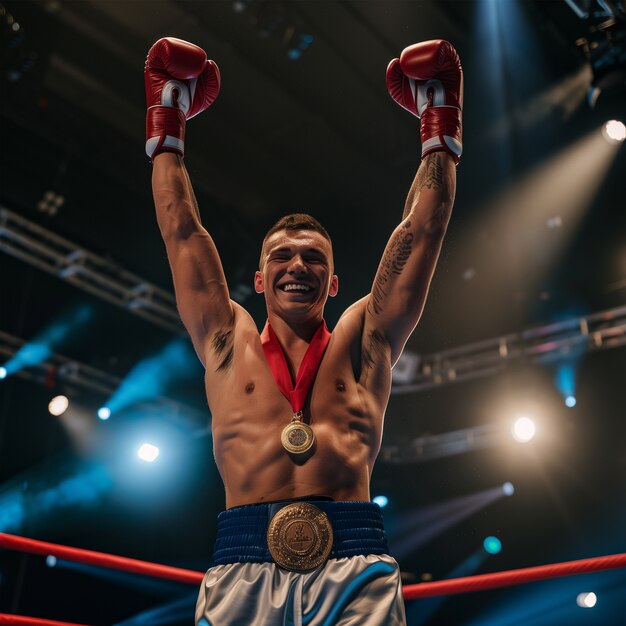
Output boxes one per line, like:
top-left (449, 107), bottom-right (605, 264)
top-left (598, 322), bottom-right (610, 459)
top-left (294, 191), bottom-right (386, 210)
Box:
top-left (1, 1), bottom-right (625, 625)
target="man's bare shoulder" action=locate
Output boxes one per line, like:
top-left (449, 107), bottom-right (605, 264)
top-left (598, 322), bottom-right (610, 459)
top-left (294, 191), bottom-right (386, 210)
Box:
top-left (231, 300), bottom-right (259, 330)
top-left (334, 295), bottom-right (369, 334)
top-left (327, 296), bottom-right (369, 356)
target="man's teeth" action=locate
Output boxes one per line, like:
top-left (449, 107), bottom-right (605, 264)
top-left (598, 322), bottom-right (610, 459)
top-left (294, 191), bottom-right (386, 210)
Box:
top-left (283, 284), bottom-right (311, 292)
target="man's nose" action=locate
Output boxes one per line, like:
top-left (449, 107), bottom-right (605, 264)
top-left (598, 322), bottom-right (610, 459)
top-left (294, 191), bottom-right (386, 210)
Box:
top-left (287, 255), bottom-right (307, 273)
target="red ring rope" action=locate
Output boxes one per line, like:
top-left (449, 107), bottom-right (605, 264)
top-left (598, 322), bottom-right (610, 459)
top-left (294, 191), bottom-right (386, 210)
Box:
top-left (403, 552), bottom-right (626, 599)
top-left (0, 616), bottom-right (88, 625)
top-left (0, 532), bottom-right (202, 585)
top-left (1, 532), bottom-right (625, 602)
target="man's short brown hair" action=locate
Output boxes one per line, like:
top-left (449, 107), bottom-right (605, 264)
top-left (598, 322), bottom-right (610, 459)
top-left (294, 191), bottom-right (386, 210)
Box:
top-left (259, 213), bottom-right (332, 268)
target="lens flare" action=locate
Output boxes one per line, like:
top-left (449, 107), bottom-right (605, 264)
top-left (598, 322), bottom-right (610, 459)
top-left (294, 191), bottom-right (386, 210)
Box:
top-left (576, 592), bottom-right (597, 608)
top-left (48, 395), bottom-right (69, 416)
top-left (372, 495), bottom-right (389, 508)
top-left (483, 536), bottom-right (502, 554)
top-left (603, 120), bottom-right (625, 143)
top-left (512, 417), bottom-right (536, 443)
top-left (137, 443), bottom-right (159, 463)
top-left (97, 407), bottom-right (111, 421)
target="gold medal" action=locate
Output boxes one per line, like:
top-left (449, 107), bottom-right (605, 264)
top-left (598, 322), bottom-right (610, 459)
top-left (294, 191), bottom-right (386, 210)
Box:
top-left (281, 411), bottom-right (315, 454)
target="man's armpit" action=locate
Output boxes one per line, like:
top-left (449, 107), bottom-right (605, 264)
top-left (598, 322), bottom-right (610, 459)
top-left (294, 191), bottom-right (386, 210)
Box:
top-left (211, 327), bottom-right (234, 373)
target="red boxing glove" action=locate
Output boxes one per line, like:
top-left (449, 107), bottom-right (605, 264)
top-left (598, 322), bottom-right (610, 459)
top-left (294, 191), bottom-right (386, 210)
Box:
top-left (145, 37), bottom-right (220, 159)
top-left (386, 40), bottom-right (463, 164)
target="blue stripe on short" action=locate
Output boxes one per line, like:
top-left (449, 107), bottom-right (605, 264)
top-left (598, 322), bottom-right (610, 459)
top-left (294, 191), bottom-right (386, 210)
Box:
top-left (211, 500), bottom-right (389, 566)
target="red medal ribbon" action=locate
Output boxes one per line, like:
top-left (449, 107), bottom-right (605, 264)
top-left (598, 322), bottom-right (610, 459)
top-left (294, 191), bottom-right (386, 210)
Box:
top-left (261, 320), bottom-right (331, 414)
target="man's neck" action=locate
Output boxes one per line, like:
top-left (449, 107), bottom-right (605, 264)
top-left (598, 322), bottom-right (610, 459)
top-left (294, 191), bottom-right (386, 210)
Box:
top-left (266, 313), bottom-right (323, 351)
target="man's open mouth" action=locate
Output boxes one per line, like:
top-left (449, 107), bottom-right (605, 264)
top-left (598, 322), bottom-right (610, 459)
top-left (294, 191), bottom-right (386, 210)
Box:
top-left (280, 283), bottom-right (313, 293)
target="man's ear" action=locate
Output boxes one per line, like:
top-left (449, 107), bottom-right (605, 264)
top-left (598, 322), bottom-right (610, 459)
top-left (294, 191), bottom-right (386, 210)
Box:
top-left (254, 271), bottom-right (264, 294)
top-left (329, 274), bottom-right (339, 297)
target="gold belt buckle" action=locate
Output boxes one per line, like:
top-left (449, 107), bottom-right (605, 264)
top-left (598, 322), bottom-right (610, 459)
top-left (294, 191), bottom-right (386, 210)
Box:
top-left (267, 502), bottom-right (333, 572)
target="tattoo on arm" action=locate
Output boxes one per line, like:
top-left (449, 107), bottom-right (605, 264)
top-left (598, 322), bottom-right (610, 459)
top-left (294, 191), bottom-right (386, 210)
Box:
top-left (367, 220), bottom-right (414, 317)
top-left (422, 153), bottom-right (444, 190)
top-left (212, 328), bottom-right (234, 372)
top-left (402, 153), bottom-right (445, 219)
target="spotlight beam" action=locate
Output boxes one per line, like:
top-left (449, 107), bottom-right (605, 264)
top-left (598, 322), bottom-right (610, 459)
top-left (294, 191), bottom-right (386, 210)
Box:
top-left (0, 329), bottom-right (206, 428)
top-left (389, 486), bottom-right (506, 559)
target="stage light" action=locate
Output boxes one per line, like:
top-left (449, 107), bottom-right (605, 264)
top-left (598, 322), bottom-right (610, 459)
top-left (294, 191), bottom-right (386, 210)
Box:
top-left (46, 555), bottom-right (57, 567)
top-left (502, 482), bottom-right (515, 496)
top-left (0, 367), bottom-right (6, 379)
top-left (97, 407), bottom-right (111, 421)
top-left (137, 443), bottom-right (159, 462)
top-left (577, 591), bottom-right (597, 608)
top-left (603, 120), bottom-right (625, 143)
top-left (372, 495), bottom-right (389, 508)
top-left (512, 416), bottom-right (536, 443)
top-left (48, 395), bottom-right (69, 416)
top-left (483, 536), bottom-right (502, 555)
top-left (565, 395), bottom-right (577, 408)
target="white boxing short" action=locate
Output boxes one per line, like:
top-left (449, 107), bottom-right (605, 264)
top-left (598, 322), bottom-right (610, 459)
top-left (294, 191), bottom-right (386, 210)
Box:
top-left (195, 499), bottom-right (406, 626)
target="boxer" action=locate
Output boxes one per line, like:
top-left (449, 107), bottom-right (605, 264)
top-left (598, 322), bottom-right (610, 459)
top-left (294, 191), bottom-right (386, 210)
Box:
top-left (146, 36), bottom-right (461, 626)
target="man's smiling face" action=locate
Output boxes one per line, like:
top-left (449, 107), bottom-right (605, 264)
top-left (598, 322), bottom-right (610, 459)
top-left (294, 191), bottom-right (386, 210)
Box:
top-left (255, 229), bottom-right (338, 321)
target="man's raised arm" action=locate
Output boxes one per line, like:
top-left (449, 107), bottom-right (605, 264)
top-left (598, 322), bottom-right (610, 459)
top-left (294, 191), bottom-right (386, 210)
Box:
top-left (364, 40), bottom-right (462, 365)
top-left (146, 38), bottom-right (232, 360)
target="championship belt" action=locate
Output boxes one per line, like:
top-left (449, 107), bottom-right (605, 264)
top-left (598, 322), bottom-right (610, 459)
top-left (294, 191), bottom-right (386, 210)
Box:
top-left (267, 502), bottom-right (333, 571)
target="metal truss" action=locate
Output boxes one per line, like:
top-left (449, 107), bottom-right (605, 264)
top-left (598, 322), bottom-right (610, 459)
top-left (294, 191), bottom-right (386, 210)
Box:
top-left (2, 206), bottom-right (625, 400)
top-left (379, 424), bottom-right (501, 465)
top-left (0, 207), bottom-right (184, 335)
top-left (0, 329), bottom-right (208, 431)
top-left (391, 305), bottom-right (626, 394)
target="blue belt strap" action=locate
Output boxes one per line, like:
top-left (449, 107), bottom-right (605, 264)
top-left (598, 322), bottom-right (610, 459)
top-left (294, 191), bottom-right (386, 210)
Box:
top-left (211, 500), bottom-right (389, 566)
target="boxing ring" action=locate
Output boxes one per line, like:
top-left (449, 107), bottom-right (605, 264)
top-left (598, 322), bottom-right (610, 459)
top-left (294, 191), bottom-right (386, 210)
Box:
top-left (1, 532), bottom-right (625, 624)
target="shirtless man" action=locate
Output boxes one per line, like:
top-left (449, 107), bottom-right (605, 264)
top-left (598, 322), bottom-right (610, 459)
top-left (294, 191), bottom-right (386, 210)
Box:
top-left (146, 37), bottom-right (462, 626)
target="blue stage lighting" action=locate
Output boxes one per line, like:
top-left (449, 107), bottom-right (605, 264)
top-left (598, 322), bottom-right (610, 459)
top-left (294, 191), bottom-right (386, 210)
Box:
top-left (502, 482), bottom-right (515, 496)
top-left (46, 555), bottom-right (57, 567)
top-left (372, 495), bottom-right (389, 508)
top-left (0, 463), bottom-right (112, 533)
top-left (483, 536), bottom-right (502, 554)
top-left (97, 407), bottom-right (111, 421)
top-left (0, 306), bottom-right (93, 378)
top-left (137, 443), bottom-right (159, 462)
top-left (556, 363), bottom-right (578, 407)
top-left (104, 339), bottom-right (198, 416)
top-left (0, 366), bottom-right (6, 379)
